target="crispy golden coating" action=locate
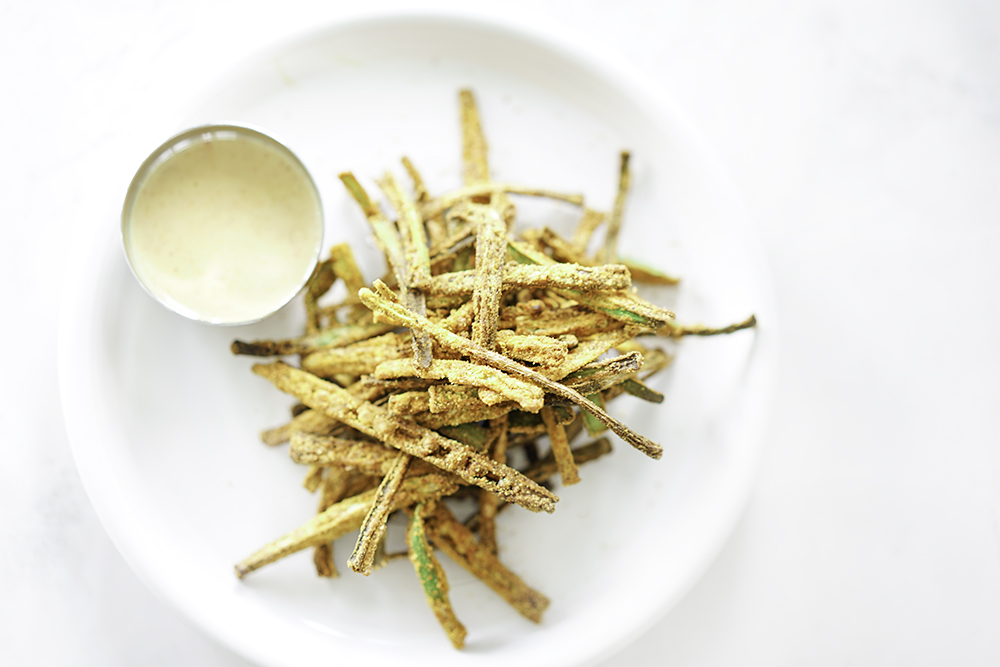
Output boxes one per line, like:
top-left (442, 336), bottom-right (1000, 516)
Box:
top-left (348, 452), bottom-right (411, 575)
top-left (253, 362), bottom-right (559, 512)
top-left (408, 501), bottom-right (467, 648)
top-left (232, 89), bottom-right (757, 651)
top-left (359, 287), bottom-right (663, 460)
top-left (235, 473), bottom-right (459, 578)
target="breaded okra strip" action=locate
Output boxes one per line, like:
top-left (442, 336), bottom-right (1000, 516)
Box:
top-left (252, 362), bottom-right (559, 512)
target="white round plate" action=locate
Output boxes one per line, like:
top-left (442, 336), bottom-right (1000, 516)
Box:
top-left (59, 11), bottom-right (776, 667)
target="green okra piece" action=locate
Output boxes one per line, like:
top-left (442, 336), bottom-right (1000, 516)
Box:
top-left (408, 501), bottom-right (467, 649)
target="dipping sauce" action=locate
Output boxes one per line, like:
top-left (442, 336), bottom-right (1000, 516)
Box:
top-left (122, 125), bottom-right (324, 324)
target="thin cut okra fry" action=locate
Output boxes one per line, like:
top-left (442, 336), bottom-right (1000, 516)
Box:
top-left (234, 473), bottom-right (459, 578)
top-left (541, 406), bottom-right (579, 486)
top-left (421, 262), bottom-right (631, 296)
top-left (401, 156), bottom-right (430, 204)
top-left (348, 451), bottom-right (412, 575)
top-left (387, 391), bottom-right (432, 415)
top-left (600, 151), bottom-right (631, 263)
top-left (460, 89), bottom-right (490, 186)
top-left (304, 259), bottom-right (335, 334)
top-left (302, 465), bottom-right (324, 492)
top-left (378, 172), bottom-right (434, 367)
top-left (301, 332), bottom-right (409, 378)
top-left (359, 286), bottom-right (663, 459)
top-left (408, 501), bottom-right (466, 649)
top-left (231, 321), bottom-right (395, 357)
top-left (260, 409), bottom-right (338, 447)
top-left (329, 242), bottom-right (367, 297)
top-left (290, 432), bottom-right (398, 473)
top-left (507, 241), bottom-right (676, 328)
top-left (538, 328), bottom-right (639, 382)
top-left (620, 378), bottom-right (665, 403)
top-left (253, 362), bottom-right (559, 512)
top-left (419, 184), bottom-right (584, 219)
top-left (470, 204), bottom-right (507, 352)
top-left (313, 467), bottom-right (353, 578)
top-left (660, 314), bottom-right (757, 338)
top-left (476, 415), bottom-right (508, 554)
top-left (374, 358), bottom-right (544, 413)
top-left (425, 502), bottom-right (549, 623)
top-left (342, 172), bottom-right (433, 370)
top-left (571, 207), bottom-right (605, 254)
top-left (496, 330), bottom-right (569, 367)
top-left (620, 258), bottom-right (680, 285)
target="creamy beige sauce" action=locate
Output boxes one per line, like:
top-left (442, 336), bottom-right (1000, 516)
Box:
top-left (126, 133), bottom-right (323, 324)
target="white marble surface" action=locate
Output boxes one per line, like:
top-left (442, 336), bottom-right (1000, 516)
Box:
top-left (1, 1), bottom-right (997, 664)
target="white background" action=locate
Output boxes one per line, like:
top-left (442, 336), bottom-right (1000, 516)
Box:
top-left (1, 1), bottom-right (997, 665)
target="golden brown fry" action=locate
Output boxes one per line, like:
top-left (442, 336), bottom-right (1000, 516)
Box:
top-left (507, 241), bottom-right (676, 328)
top-left (377, 172), bottom-right (434, 368)
top-left (560, 351), bottom-right (644, 395)
top-left (360, 286), bottom-right (662, 459)
top-left (425, 502), bottom-right (549, 623)
top-left (290, 432), bottom-right (397, 473)
top-left (600, 151), bottom-right (630, 263)
top-left (660, 314), bottom-right (757, 338)
top-left (304, 259), bottom-right (336, 334)
top-left (510, 307), bottom-right (618, 338)
top-left (386, 391), bottom-right (432, 415)
top-left (231, 321), bottom-right (395, 357)
top-left (460, 89), bottom-right (490, 186)
top-left (496, 330), bottom-right (569, 366)
top-left (253, 362), bottom-right (559, 512)
top-left (348, 451), bottom-right (412, 575)
top-left (301, 332), bottom-right (409, 378)
top-left (408, 501), bottom-right (467, 649)
top-left (538, 328), bottom-right (638, 381)
top-left (329, 242), bottom-right (367, 297)
top-left (427, 385), bottom-right (479, 413)
top-left (313, 467), bottom-right (354, 578)
top-left (260, 409), bottom-right (339, 447)
top-left (470, 204), bottom-right (508, 352)
top-left (422, 262), bottom-right (631, 296)
top-left (420, 184), bottom-right (584, 220)
top-left (235, 473), bottom-right (458, 578)
top-left (302, 465), bottom-right (324, 493)
top-left (540, 406), bottom-right (579, 485)
top-left (571, 207), bottom-right (605, 254)
top-left (401, 156), bottom-right (430, 204)
top-left (620, 258), bottom-right (680, 285)
top-left (477, 415), bottom-right (508, 554)
top-left (374, 358), bottom-right (544, 413)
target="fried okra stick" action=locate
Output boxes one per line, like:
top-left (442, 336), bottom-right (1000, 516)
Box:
top-left (348, 451), bottom-right (412, 576)
top-left (231, 321), bottom-right (395, 357)
top-left (408, 501), bottom-right (466, 649)
top-left (235, 473), bottom-right (458, 578)
top-left (540, 406), bottom-right (580, 485)
top-left (476, 415), bottom-right (508, 555)
top-left (600, 151), bottom-right (630, 263)
top-left (421, 262), bottom-right (631, 296)
top-left (660, 314), bottom-right (757, 338)
top-left (253, 362), bottom-right (559, 512)
top-left (420, 184), bottom-right (583, 220)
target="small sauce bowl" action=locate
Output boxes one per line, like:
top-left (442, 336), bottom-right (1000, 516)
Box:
top-left (122, 124), bottom-right (324, 325)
